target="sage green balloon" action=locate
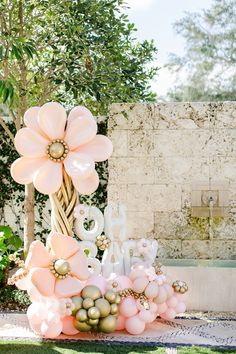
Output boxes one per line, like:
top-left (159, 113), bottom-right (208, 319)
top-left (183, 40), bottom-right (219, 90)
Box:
top-left (81, 285), bottom-right (102, 300)
top-left (83, 297), bottom-right (94, 309)
top-left (110, 303), bottom-right (118, 315)
top-left (88, 306), bottom-right (100, 319)
top-left (74, 319), bottom-right (91, 332)
top-left (104, 290), bottom-right (116, 304)
top-left (88, 318), bottom-right (99, 326)
top-left (71, 296), bottom-right (83, 315)
top-left (95, 298), bottom-right (111, 318)
top-left (98, 315), bottom-right (117, 333)
top-left (76, 308), bottom-right (88, 322)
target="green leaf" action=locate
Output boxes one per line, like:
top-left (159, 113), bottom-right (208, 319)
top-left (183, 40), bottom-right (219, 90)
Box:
top-left (0, 226), bottom-right (12, 239)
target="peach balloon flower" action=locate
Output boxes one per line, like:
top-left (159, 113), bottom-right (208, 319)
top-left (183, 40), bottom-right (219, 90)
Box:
top-left (22, 232), bottom-right (90, 298)
top-left (11, 102), bottom-right (113, 195)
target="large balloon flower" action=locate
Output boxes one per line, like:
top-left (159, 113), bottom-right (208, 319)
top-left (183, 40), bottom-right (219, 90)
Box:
top-left (11, 103), bottom-right (113, 195)
top-left (19, 232), bottom-right (90, 298)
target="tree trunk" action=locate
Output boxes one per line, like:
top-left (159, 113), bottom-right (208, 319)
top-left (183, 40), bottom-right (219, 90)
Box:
top-left (24, 183), bottom-right (35, 256)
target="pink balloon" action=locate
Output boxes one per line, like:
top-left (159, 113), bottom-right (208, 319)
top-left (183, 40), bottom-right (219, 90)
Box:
top-left (28, 285), bottom-right (42, 302)
top-left (165, 275), bottom-right (173, 284)
top-left (27, 303), bottom-right (47, 325)
top-left (154, 286), bottom-right (167, 304)
top-left (116, 315), bottom-right (126, 330)
top-left (149, 302), bottom-right (158, 313)
top-left (162, 308), bottom-right (176, 320)
top-left (139, 309), bottom-right (154, 323)
top-left (175, 302), bottom-right (186, 314)
top-left (86, 275), bottom-right (107, 294)
top-left (125, 315), bottom-right (146, 335)
top-left (119, 297), bottom-right (138, 318)
top-left (166, 296), bottom-right (178, 308)
top-left (62, 316), bottom-right (79, 335)
top-left (156, 302), bottom-right (168, 315)
top-left (163, 283), bottom-right (174, 299)
top-left (114, 275), bottom-right (133, 291)
top-left (29, 321), bottom-right (42, 334)
top-left (129, 268), bottom-right (146, 281)
top-left (144, 281), bottom-right (159, 299)
top-left (132, 277), bottom-right (149, 293)
top-left (40, 320), bottom-right (63, 338)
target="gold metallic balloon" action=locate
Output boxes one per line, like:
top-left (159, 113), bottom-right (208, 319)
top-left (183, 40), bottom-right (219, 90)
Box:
top-left (71, 296), bottom-right (83, 315)
top-left (81, 285), bottom-right (102, 300)
top-left (83, 297), bottom-right (94, 309)
top-left (76, 308), bottom-right (88, 322)
top-left (110, 303), bottom-right (118, 315)
top-left (74, 319), bottom-right (92, 332)
top-left (54, 259), bottom-right (70, 275)
top-left (98, 315), bottom-right (117, 333)
top-left (104, 290), bottom-right (116, 304)
top-left (88, 306), bottom-right (100, 319)
top-left (95, 298), bottom-right (111, 318)
top-left (87, 318), bottom-right (99, 326)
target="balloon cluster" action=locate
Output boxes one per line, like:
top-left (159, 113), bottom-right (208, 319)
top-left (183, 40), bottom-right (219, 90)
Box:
top-left (71, 285), bottom-right (120, 333)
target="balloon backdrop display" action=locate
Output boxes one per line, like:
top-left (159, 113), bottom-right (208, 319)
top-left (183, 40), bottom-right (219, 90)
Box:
top-left (8, 102), bottom-right (188, 338)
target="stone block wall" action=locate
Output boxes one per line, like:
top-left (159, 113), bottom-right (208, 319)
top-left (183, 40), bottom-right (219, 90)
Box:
top-left (107, 102), bottom-right (236, 260)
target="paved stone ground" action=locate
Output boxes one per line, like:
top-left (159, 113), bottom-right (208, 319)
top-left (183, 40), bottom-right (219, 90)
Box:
top-left (0, 312), bottom-right (236, 349)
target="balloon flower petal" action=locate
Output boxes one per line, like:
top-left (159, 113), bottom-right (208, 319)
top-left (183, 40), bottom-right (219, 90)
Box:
top-left (54, 276), bottom-right (84, 298)
top-left (33, 160), bottom-right (62, 194)
top-left (14, 127), bottom-right (49, 158)
top-left (64, 115), bottom-right (97, 150)
top-left (38, 102), bottom-right (67, 140)
top-left (67, 251), bottom-right (90, 281)
top-left (23, 106), bottom-right (45, 136)
top-left (30, 268), bottom-right (55, 297)
top-left (72, 170), bottom-right (99, 195)
top-left (47, 232), bottom-right (80, 259)
top-left (10, 157), bottom-right (46, 185)
top-left (64, 152), bottom-right (95, 178)
top-left (25, 240), bottom-right (52, 269)
top-left (76, 135), bottom-right (113, 162)
top-left (67, 105), bottom-right (94, 126)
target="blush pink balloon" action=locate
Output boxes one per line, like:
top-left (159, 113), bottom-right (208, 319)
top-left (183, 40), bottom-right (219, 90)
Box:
top-left (139, 309), bottom-right (154, 323)
top-left (156, 302), bottom-right (168, 314)
top-left (132, 277), bottom-right (149, 293)
top-left (40, 320), bottom-right (63, 338)
top-left (119, 297), bottom-right (138, 318)
top-left (62, 316), bottom-right (79, 335)
top-left (116, 315), bottom-right (126, 330)
top-left (114, 275), bottom-right (133, 291)
top-left (149, 302), bottom-right (158, 313)
top-left (162, 308), bottom-right (176, 320)
top-left (163, 283), bottom-right (174, 299)
top-left (27, 303), bottom-right (47, 325)
top-left (144, 282), bottom-right (159, 299)
top-left (129, 268), bottom-right (146, 281)
top-left (166, 296), bottom-right (178, 308)
top-left (86, 275), bottom-right (107, 294)
top-left (154, 286), bottom-right (167, 304)
top-left (125, 315), bottom-right (146, 335)
top-left (175, 302), bottom-right (186, 314)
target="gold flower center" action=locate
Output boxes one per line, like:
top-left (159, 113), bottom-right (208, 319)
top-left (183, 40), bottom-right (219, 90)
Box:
top-left (46, 139), bottom-right (69, 162)
top-left (50, 259), bottom-right (71, 279)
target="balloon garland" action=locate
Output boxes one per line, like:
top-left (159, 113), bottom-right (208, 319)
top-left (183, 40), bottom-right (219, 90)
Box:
top-left (9, 102), bottom-right (188, 338)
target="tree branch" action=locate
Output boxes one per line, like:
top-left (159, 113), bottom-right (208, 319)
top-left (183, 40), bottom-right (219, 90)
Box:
top-left (0, 116), bottom-right (14, 143)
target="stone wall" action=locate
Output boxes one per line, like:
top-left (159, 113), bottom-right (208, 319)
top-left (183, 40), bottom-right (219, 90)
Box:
top-left (107, 102), bottom-right (236, 260)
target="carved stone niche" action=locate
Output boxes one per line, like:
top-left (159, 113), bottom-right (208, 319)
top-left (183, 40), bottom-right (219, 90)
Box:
top-left (191, 181), bottom-right (229, 217)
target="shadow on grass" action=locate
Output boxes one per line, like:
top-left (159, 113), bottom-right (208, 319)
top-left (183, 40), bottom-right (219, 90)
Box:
top-left (0, 341), bottom-right (165, 354)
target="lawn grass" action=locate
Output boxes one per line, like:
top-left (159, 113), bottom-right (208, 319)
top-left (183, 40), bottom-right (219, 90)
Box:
top-left (0, 341), bottom-right (235, 354)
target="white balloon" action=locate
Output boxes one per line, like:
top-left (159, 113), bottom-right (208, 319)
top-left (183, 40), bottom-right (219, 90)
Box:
top-left (87, 257), bottom-right (102, 276)
top-left (74, 205), bottom-right (104, 241)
